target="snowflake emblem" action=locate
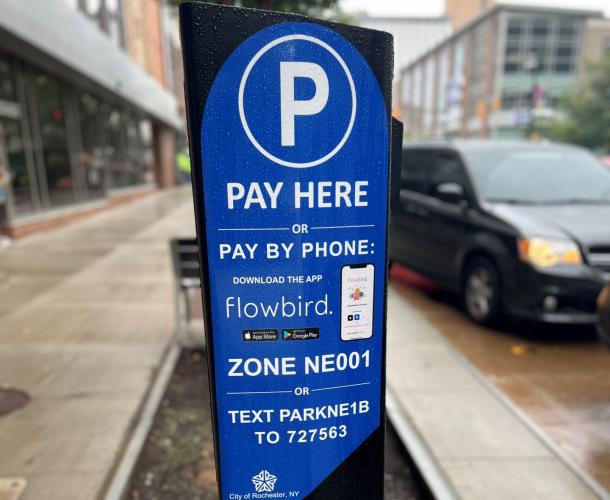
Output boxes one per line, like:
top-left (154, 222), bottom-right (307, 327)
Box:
top-left (251, 469), bottom-right (277, 492)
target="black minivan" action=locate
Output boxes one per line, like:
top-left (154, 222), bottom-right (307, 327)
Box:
top-left (598, 285), bottom-right (610, 347)
top-left (389, 140), bottom-right (610, 325)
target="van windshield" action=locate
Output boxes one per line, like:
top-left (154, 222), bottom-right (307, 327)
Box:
top-left (463, 147), bottom-right (610, 204)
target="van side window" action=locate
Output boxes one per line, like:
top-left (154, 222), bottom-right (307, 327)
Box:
top-left (401, 150), bottom-right (433, 194)
top-left (430, 152), bottom-right (469, 191)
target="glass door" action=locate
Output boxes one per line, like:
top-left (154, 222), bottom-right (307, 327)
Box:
top-left (29, 71), bottom-right (74, 207)
top-left (76, 92), bottom-right (106, 199)
top-left (0, 54), bottom-right (38, 215)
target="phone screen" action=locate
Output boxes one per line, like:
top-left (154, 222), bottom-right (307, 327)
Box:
top-left (341, 264), bottom-right (374, 341)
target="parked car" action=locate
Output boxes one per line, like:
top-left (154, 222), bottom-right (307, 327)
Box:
top-left (389, 140), bottom-right (610, 325)
top-left (597, 284), bottom-right (610, 347)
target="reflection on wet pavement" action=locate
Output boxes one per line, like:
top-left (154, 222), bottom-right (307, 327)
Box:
top-left (391, 279), bottom-right (610, 492)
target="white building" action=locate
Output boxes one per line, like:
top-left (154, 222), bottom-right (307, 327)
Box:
top-left (358, 15), bottom-right (453, 108)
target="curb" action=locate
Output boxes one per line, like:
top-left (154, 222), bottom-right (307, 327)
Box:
top-left (386, 287), bottom-right (610, 500)
top-left (102, 342), bottom-right (182, 500)
top-left (445, 339), bottom-right (610, 500)
top-left (386, 389), bottom-right (460, 500)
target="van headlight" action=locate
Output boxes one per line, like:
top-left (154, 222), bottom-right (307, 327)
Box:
top-left (518, 237), bottom-right (583, 268)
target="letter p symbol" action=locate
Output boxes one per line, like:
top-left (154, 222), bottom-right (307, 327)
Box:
top-left (280, 62), bottom-right (329, 147)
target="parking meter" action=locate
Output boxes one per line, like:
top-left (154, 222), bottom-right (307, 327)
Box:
top-left (180, 3), bottom-right (393, 498)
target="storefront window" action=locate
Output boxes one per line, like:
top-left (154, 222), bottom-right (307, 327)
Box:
top-left (1, 120), bottom-right (31, 213)
top-left (31, 72), bottom-right (74, 207)
top-left (0, 55), bottom-right (35, 214)
top-left (124, 112), bottom-right (155, 186)
top-left (103, 103), bottom-right (153, 190)
top-left (0, 57), bottom-right (16, 101)
top-left (102, 103), bottom-right (128, 189)
top-left (125, 112), bottom-right (140, 185)
top-left (138, 118), bottom-right (154, 184)
top-left (78, 92), bottom-right (105, 199)
top-left (0, 50), bottom-right (164, 221)
top-left (1, 54), bottom-right (163, 220)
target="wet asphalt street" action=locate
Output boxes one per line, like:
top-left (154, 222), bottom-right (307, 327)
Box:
top-left (390, 271), bottom-right (610, 492)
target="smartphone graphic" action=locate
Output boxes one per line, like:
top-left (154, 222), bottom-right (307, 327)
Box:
top-left (341, 264), bottom-right (375, 341)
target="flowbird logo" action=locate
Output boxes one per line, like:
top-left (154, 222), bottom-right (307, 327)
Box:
top-left (251, 470), bottom-right (277, 492)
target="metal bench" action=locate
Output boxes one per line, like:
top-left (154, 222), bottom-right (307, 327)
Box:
top-left (169, 238), bottom-right (205, 349)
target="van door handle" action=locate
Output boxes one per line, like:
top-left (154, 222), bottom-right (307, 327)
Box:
top-left (405, 204), bottom-right (429, 217)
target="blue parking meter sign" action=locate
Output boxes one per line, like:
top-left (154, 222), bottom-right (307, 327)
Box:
top-left (181, 4), bottom-right (393, 498)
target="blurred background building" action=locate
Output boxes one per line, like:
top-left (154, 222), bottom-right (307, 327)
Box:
top-left (445, 0), bottom-right (495, 29)
top-left (397, 3), bottom-right (610, 140)
top-left (358, 15), bottom-right (452, 115)
top-left (2, 0), bottom-right (608, 237)
top-left (0, 0), bottom-right (185, 237)
top-left (358, 15), bottom-right (453, 81)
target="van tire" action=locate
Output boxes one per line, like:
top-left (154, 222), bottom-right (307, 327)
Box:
top-left (463, 257), bottom-right (502, 326)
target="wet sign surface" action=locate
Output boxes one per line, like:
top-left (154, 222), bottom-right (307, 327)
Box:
top-left (180, 4), bottom-right (393, 498)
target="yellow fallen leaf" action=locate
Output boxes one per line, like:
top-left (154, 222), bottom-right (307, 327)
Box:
top-left (511, 344), bottom-right (527, 356)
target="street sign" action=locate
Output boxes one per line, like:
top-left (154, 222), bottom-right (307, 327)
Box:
top-left (515, 108), bottom-right (532, 127)
top-left (180, 4), bottom-right (393, 499)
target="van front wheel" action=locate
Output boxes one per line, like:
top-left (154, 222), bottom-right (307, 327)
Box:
top-left (463, 257), bottom-right (502, 325)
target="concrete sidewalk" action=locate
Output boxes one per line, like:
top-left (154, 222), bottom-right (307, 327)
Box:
top-left (0, 189), bottom-right (195, 500)
top-left (386, 282), bottom-right (609, 500)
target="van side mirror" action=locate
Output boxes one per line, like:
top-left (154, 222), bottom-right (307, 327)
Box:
top-left (435, 182), bottom-right (467, 205)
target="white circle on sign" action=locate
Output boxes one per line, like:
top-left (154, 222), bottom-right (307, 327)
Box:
top-left (238, 34), bottom-right (357, 169)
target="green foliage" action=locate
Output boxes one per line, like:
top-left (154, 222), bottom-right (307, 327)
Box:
top-left (166, 0), bottom-right (338, 17)
top-left (551, 55), bottom-right (610, 152)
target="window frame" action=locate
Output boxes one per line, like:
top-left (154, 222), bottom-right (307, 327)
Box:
top-left (429, 149), bottom-right (477, 207)
top-left (400, 148), bottom-right (480, 208)
top-left (400, 148), bottom-right (435, 196)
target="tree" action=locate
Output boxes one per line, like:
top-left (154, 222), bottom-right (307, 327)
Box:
top-left (551, 55), bottom-right (610, 152)
top-left (165, 0), bottom-right (339, 18)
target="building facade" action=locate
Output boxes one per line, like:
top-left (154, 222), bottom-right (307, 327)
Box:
top-left (358, 15), bottom-right (453, 74)
top-left (445, 0), bottom-right (495, 29)
top-left (0, 0), bottom-right (182, 237)
top-left (123, 0), bottom-right (167, 86)
top-left (397, 5), bottom-right (604, 140)
top-left (579, 18), bottom-right (610, 85)
top-left (358, 15), bottom-right (453, 112)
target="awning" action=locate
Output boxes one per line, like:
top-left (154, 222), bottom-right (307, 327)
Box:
top-left (1, 0), bottom-right (182, 129)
